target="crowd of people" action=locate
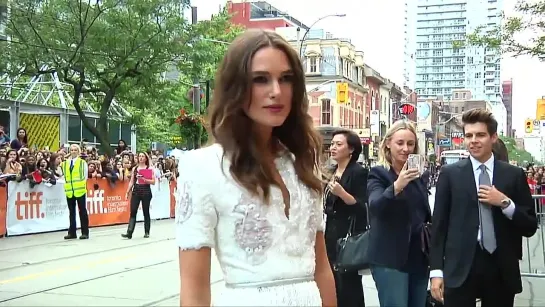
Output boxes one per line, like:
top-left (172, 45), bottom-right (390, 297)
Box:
top-left (0, 128), bottom-right (181, 240)
top-left (526, 164), bottom-right (545, 195)
top-left (0, 130), bottom-right (179, 188)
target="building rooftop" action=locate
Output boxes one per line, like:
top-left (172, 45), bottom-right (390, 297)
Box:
top-left (249, 1), bottom-right (309, 30)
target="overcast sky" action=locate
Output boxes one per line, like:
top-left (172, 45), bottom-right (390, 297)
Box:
top-left (191, 0), bottom-right (545, 137)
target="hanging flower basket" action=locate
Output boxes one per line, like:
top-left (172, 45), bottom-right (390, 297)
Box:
top-left (175, 108), bottom-right (206, 147)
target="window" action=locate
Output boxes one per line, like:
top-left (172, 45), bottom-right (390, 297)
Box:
top-left (82, 118), bottom-right (96, 143)
top-left (308, 57), bottom-right (318, 73)
top-left (109, 121), bottom-right (120, 144)
top-left (121, 123), bottom-right (132, 145)
top-left (68, 115), bottom-right (81, 142)
top-left (321, 99), bottom-right (331, 125)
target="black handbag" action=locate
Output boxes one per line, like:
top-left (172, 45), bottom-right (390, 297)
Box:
top-left (334, 204), bottom-right (371, 273)
top-left (421, 222), bottom-right (432, 259)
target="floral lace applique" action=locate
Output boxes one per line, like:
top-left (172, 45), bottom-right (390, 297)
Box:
top-left (233, 194), bottom-right (274, 265)
top-left (175, 180), bottom-right (194, 224)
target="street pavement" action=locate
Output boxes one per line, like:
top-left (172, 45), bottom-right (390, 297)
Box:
top-left (0, 190), bottom-right (543, 306)
top-left (0, 219), bottom-right (380, 306)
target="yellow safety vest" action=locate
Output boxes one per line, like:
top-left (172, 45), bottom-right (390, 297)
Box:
top-left (62, 158), bottom-right (87, 198)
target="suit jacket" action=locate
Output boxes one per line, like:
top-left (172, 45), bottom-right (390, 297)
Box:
top-left (366, 165), bottom-right (431, 270)
top-left (429, 158), bottom-right (537, 294)
top-left (324, 161), bottom-right (369, 262)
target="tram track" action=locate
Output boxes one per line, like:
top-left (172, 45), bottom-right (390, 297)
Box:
top-left (0, 259), bottom-right (175, 304)
top-left (0, 224), bottom-right (129, 252)
top-left (0, 237), bottom-right (173, 272)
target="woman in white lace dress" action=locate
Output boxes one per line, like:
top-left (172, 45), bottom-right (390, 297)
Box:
top-left (175, 29), bottom-right (336, 306)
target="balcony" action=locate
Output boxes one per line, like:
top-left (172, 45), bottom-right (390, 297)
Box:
top-left (364, 65), bottom-right (386, 85)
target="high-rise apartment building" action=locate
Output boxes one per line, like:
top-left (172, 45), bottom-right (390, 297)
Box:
top-left (406, 0), bottom-right (505, 133)
top-left (403, 0), bottom-right (417, 88)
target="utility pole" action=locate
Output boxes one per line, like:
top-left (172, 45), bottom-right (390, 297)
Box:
top-left (191, 6), bottom-right (201, 115)
top-left (191, 6), bottom-right (201, 149)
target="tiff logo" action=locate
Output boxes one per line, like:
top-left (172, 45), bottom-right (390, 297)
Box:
top-left (15, 191), bottom-right (44, 220)
top-left (87, 189), bottom-right (105, 214)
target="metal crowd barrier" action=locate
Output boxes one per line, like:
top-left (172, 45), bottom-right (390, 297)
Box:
top-left (521, 195), bottom-right (545, 277)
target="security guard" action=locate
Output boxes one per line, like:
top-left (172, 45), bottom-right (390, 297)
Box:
top-left (62, 144), bottom-right (89, 240)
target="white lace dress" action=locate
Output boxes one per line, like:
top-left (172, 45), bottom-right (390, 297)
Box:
top-left (175, 144), bottom-right (324, 306)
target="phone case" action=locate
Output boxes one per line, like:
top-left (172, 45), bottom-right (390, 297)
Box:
top-left (408, 155), bottom-right (423, 174)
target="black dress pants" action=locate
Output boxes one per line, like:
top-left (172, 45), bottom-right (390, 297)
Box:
top-left (331, 264), bottom-right (366, 307)
top-left (444, 244), bottom-right (515, 307)
top-left (67, 195), bottom-right (89, 236)
top-left (130, 193), bottom-right (152, 233)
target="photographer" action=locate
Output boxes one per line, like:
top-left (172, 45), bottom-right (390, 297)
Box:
top-left (1, 149), bottom-right (21, 186)
top-left (48, 153), bottom-right (64, 178)
top-left (31, 158), bottom-right (57, 187)
top-left (100, 160), bottom-right (119, 188)
top-left (17, 154), bottom-right (37, 184)
top-left (3, 149), bottom-right (22, 175)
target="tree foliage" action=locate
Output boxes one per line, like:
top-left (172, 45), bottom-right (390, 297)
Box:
top-left (500, 136), bottom-right (536, 165)
top-left (0, 0), bottom-right (241, 155)
top-left (129, 10), bottom-right (242, 152)
top-left (467, 0), bottom-right (545, 58)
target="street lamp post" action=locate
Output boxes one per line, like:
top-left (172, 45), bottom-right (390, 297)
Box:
top-left (297, 14), bottom-right (346, 59)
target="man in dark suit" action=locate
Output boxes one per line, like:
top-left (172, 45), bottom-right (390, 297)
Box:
top-left (429, 109), bottom-right (537, 307)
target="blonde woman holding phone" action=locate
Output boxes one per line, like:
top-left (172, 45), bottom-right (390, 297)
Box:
top-left (366, 120), bottom-right (431, 307)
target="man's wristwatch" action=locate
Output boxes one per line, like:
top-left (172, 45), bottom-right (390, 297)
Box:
top-left (500, 198), bottom-right (512, 209)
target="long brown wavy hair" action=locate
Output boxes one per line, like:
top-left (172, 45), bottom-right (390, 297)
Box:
top-left (208, 29), bottom-right (323, 201)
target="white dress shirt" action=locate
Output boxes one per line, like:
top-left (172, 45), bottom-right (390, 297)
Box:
top-left (430, 154), bottom-right (516, 279)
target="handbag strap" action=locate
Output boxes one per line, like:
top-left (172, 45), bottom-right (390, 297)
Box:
top-left (346, 216), bottom-right (357, 237)
top-left (347, 202), bottom-right (371, 237)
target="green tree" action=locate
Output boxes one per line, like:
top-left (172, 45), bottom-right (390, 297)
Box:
top-left (466, 1), bottom-right (545, 58)
top-left (131, 9), bottom-right (242, 151)
top-left (501, 136), bottom-right (536, 165)
top-left (1, 0), bottom-right (193, 155)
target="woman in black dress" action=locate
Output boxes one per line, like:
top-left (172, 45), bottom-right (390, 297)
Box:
top-left (324, 129), bottom-right (369, 307)
top-left (122, 152), bottom-right (156, 239)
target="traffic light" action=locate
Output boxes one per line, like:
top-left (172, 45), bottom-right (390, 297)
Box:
top-left (525, 120), bottom-right (533, 134)
top-left (399, 103), bottom-right (415, 115)
top-left (336, 82), bottom-right (349, 104)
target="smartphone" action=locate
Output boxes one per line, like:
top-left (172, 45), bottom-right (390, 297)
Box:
top-left (407, 154), bottom-right (422, 174)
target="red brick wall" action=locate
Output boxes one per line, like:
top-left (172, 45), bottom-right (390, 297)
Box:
top-left (309, 96), bottom-right (321, 126)
top-left (366, 79), bottom-right (381, 126)
top-left (228, 2), bottom-right (291, 29)
top-left (307, 90), bottom-right (365, 128)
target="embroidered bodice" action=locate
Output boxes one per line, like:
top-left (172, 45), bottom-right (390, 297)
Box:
top-left (175, 144), bottom-right (324, 287)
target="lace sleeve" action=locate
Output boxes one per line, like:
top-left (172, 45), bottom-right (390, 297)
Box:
top-left (316, 194), bottom-right (325, 232)
top-left (175, 154), bottom-right (218, 250)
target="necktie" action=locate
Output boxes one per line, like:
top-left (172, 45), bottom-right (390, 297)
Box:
top-left (70, 159), bottom-right (74, 172)
top-left (478, 164), bottom-right (496, 253)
